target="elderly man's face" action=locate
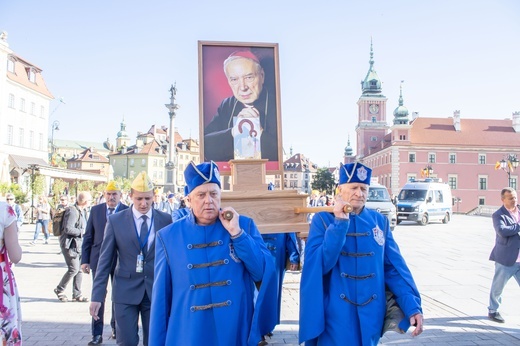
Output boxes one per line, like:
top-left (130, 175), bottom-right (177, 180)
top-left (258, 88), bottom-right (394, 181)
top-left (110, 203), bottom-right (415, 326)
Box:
top-left (225, 58), bottom-right (264, 105)
top-left (339, 183), bottom-right (368, 213)
top-left (188, 183), bottom-right (221, 226)
top-left (105, 190), bottom-right (122, 208)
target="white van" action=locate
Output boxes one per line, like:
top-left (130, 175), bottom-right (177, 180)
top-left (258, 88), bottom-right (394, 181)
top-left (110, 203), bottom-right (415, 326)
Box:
top-left (396, 179), bottom-right (453, 226)
top-left (366, 183), bottom-right (397, 231)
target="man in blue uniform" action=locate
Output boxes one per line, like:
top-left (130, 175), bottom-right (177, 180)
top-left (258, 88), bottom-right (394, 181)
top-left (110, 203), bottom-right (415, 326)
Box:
top-left (261, 232), bottom-right (299, 342)
top-left (299, 162), bottom-right (423, 345)
top-left (150, 161), bottom-right (277, 346)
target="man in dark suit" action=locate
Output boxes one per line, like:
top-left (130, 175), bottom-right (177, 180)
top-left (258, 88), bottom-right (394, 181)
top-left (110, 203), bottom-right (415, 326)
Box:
top-left (90, 172), bottom-right (172, 346)
top-left (81, 181), bottom-right (128, 345)
top-left (488, 187), bottom-right (520, 323)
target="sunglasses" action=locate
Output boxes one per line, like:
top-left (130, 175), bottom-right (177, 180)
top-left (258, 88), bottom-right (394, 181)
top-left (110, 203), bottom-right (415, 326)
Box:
top-left (6, 198), bottom-right (13, 201)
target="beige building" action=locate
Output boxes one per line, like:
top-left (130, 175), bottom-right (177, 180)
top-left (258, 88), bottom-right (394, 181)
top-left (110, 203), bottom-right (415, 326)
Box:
top-left (282, 153), bottom-right (319, 193)
top-left (54, 138), bottom-right (110, 165)
top-left (67, 147), bottom-right (110, 178)
top-left (110, 120), bottom-right (200, 194)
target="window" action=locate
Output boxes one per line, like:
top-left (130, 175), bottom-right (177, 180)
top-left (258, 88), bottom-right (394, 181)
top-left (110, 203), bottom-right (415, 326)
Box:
top-left (40, 105), bottom-right (45, 117)
top-left (478, 154), bottom-right (486, 164)
top-left (510, 177), bottom-right (517, 190)
top-left (7, 59), bottom-right (14, 73)
top-left (409, 153), bottom-right (416, 163)
top-left (448, 176), bottom-right (457, 190)
top-left (479, 197), bottom-right (485, 205)
top-left (30, 102), bottom-right (36, 115)
top-left (449, 153), bottom-right (456, 164)
top-left (479, 176), bottom-right (487, 190)
top-left (428, 153), bottom-right (436, 163)
top-left (29, 131), bottom-right (34, 149)
top-left (153, 159), bottom-right (157, 167)
top-left (20, 98), bottom-right (26, 112)
top-left (8, 94), bottom-right (15, 108)
top-left (26, 68), bottom-right (36, 83)
top-left (399, 135), bottom-right (406, 140)
top-left (6, 126), bottom-right (13, 145)
top-left (435, 190), bottom-right (444, 203)
top-left (141, 159), bottom-right (146, 166)
top-left (130, 159), bottom-right (134, 167)
top-left (19, 128), bottom-right (24, 147)
top-left (371, 136), bottom-right (377, 141)
top-left (371, 116), bottom-right (377, 123)
top-left (39, 133), bottom-right (43, 150)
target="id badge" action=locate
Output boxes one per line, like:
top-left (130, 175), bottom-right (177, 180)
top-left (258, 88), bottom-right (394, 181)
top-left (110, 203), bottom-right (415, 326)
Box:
top-left (136, 252), bottom-right (144, 273)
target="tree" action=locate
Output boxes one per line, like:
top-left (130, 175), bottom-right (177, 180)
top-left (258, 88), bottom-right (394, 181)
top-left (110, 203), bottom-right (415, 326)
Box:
top-left (114, 176), bottom-right (132, 193)
top-left (311, 168), bottom-right (336, 195)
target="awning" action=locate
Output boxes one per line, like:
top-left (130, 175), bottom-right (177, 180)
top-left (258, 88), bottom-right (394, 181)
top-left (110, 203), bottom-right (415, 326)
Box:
top-left (8, 154), bottom-right (107, 183)
top-left (9, 154), bottom-right (48, 169)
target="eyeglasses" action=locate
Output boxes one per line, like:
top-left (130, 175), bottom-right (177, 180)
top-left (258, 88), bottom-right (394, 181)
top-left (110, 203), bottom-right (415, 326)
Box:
top-left (6, 198), bottom-right (13, 201)
top-left (228, 73), bottom-right (257, 86)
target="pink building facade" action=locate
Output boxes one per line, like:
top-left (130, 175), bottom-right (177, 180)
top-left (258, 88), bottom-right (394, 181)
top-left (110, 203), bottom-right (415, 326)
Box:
top-left (346, 42), bottom-right (520, 213)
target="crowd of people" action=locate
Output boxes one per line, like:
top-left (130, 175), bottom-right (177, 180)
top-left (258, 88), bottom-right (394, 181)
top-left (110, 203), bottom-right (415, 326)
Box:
top-left (15, 160), bottom-right (520, 345)
top-left (0, 162), bottom-right (426, 346)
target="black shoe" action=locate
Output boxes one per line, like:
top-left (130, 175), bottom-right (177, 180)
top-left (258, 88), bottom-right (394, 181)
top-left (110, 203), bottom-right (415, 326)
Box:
top-left (488, 312), bottom-right (505, 323)
top-left (88, 335), bottom-right (103, 345)
top-left (111, 328), bottom-right (116, 340)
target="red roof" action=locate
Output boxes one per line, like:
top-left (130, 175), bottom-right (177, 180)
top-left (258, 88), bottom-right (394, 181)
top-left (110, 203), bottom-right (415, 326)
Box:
top-left (409, 117), bottom-right (520, 148)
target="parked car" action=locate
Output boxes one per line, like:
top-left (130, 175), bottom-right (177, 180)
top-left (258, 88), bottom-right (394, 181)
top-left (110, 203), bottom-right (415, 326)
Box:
top-left (366, 183), bottom-right (397, 231)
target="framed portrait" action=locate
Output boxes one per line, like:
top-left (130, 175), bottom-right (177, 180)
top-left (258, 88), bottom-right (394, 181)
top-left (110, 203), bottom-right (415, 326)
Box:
top-left (198, 41), bottom-right (283, 175)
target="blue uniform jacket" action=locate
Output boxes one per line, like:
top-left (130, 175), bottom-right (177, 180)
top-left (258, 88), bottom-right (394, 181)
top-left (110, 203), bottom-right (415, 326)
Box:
top-left (261, 232), bottom-right (300, 326)
top-left (150, 211), bottom-right (277, 346)
top-left (299, 209), bottom-right (422, 346)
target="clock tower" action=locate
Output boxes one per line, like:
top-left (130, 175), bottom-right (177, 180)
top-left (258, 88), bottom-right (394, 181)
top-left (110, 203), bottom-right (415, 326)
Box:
top-left (355, 40), bottom-right (389, 159)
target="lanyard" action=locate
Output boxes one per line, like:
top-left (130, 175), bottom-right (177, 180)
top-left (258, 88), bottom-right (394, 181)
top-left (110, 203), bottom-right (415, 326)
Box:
top-left (133, 215), bottom-right (154, 252)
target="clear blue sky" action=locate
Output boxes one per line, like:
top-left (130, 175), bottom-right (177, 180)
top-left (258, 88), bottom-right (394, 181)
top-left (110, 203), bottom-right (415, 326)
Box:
top-left (2, 1), bottom-right (519, 167)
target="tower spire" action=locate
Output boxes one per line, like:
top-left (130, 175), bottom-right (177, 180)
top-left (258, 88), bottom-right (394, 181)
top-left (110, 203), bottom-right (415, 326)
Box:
top-left (361, 38), bottom-right (383, 95)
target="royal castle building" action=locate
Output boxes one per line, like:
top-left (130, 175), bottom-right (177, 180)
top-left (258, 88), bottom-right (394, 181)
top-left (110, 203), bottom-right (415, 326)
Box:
top-left (346, 42), bottom-right (520, 213)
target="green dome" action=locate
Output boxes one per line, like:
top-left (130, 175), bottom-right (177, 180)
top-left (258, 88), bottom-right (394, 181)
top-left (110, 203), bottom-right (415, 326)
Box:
top-left (393, 83), bottom-right (409, 125)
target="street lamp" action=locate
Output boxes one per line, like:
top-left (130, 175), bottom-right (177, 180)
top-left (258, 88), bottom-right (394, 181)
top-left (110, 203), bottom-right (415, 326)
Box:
top-left (499, 154), bottom-right (519, 188)
top-left (28, 164), bottom-right (39, 224)
top-left (51, 120), bottom-right (60, 152)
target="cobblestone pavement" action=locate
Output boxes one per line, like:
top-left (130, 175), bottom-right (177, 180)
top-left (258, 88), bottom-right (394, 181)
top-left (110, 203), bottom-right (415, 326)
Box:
top-left (16, 214), bottom-right (520, 345)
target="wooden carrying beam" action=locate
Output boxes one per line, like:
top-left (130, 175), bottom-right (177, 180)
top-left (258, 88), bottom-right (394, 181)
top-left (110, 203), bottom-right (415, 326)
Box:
top-left (221, 189), bottom-right (309, 234)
